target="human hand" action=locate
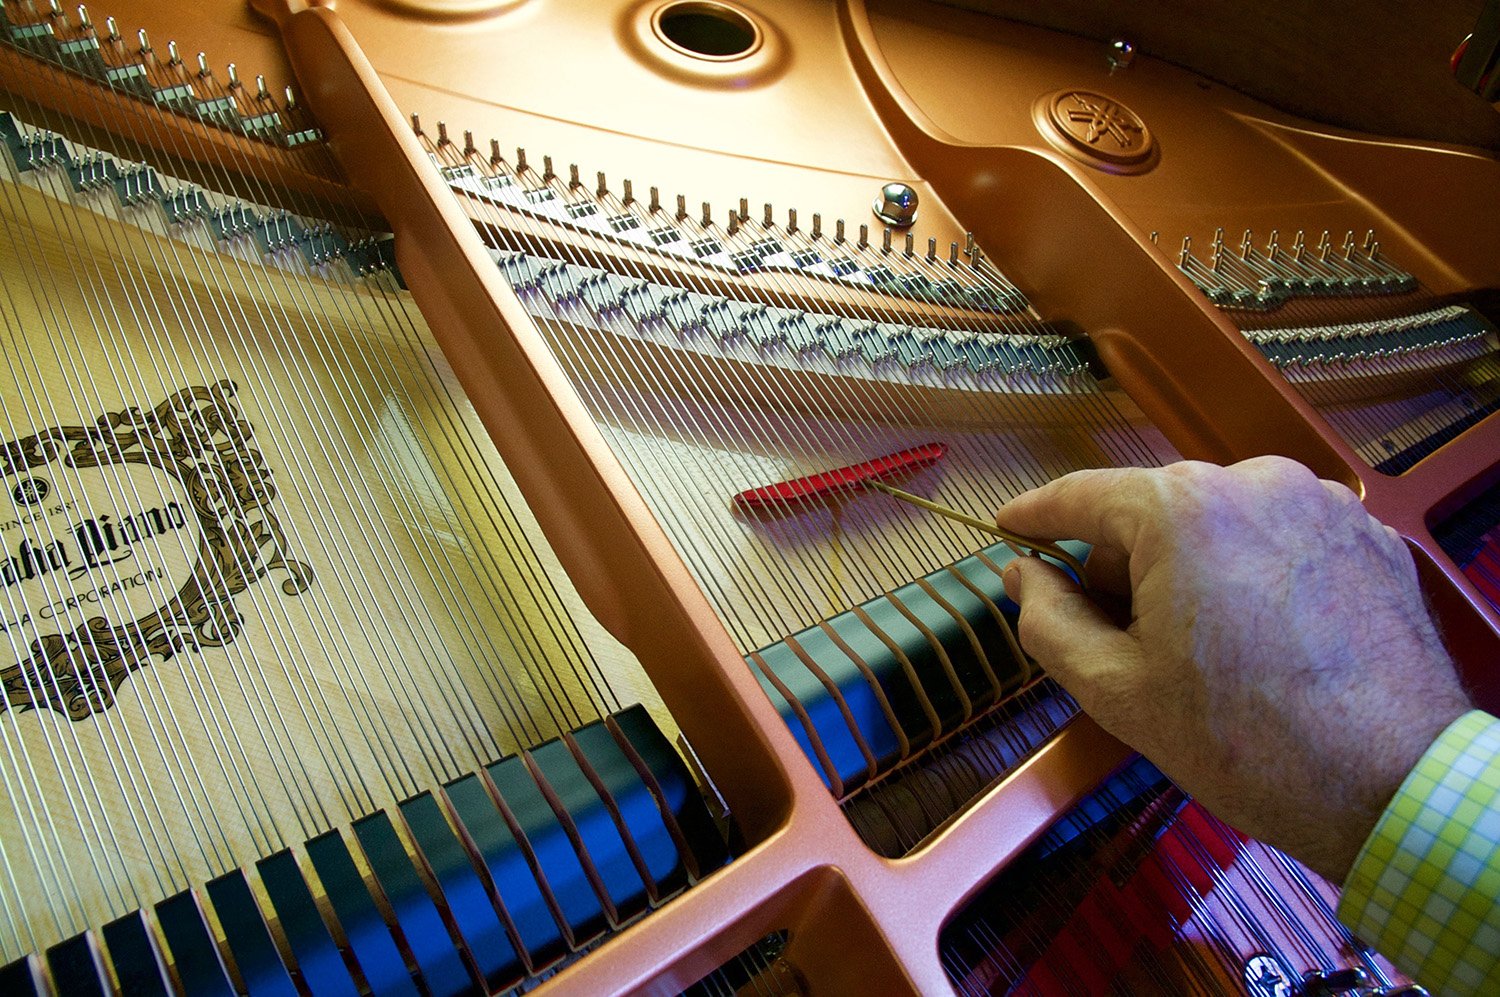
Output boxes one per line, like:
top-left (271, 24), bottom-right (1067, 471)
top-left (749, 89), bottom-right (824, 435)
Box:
top-left (994, 456), bottom-right (1471, 883)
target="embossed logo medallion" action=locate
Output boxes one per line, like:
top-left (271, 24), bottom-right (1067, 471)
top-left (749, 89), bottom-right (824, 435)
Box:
top-left (0, 382), bottom-right (313, 720)
top-left (1038, 90), bottom-right (1156, 171)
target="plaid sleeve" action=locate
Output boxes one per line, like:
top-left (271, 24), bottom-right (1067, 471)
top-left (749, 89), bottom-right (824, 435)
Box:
top-left (1337, 710), bottom-right (1500, 994)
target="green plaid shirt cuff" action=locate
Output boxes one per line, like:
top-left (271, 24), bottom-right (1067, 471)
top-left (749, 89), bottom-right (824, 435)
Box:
top-left (1337, 710), bottom-right (1500, 994)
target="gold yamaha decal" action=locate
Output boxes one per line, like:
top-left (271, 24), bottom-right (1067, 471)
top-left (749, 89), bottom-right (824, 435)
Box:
top-left (0, 382), bottom-right (313, 720)
top-left (1035, 89), bottom-right (1157, 172)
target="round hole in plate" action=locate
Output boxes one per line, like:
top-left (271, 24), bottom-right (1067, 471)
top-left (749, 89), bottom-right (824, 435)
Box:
top-left (653, 1), bottom-right (761, 60)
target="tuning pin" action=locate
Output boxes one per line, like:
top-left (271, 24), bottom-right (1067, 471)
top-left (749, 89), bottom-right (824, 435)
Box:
top-left (903, 232), bottom-right (914, 257)
top-left (284, 85), bottom-right (297, 110)
top-left (515, 147), bottom-right (528, 172)
top-left (1149, 230), bottom-right (1159, 245)
top-left (167, 40), bottom-right (181, 66)
top-left (949, 241), bottom-right (959, 265)
top-left (1178, 235), bottom-right (1192, 267)
top-left (763, 203), bottom-right (774, 228)
top-left (226, 63), bottom-right (240, 89)
top-left (926, 237), bottom-right (937, 262)
top-left (196, 52), bottom-right (210, 77)
top-left (881, 228), bottom-right (892, 253)
top-left (787, 208), bottom-right (797, 234)
top-left (438, 122), bottom-right (452, 147)
top-left (463, 130), bottom-right (476, 156)
top-left (104, 15), bottom-right (119, 42)
top-left (964, 231), bottom-right (975, 257)
top-left (542, 155), bottom-right (555, 181)
top-left (622, 178), bottom-right (634, 204)
top-left (675, 194), bottom-right (687, 222)
top-left (701, 201), bottom-right (712, 227)
top-left (858, 224), bottom-right (869, 249)
top-left (137, 28), bottom-right (150, 54)
top-left (726, 208), bottom-right (739, 235)
top-left (76, 5), bottom-right (91, 30)
top-left (490, 139), bottom-right (502, 165)
top-left (649, 186), bottom-right (660, 213)
top-left (738, 197), bottom-right (748, 222)
top-left (255, 74), bottom-right (268, 100)
top-left (835, 219), bottom-right (846, 244)
top-left (811, 213), bottom-right (821, 240)
top-left (596, 171), bottom-right (607, 197)
top-left (569, 163), bottom-right (581, 188)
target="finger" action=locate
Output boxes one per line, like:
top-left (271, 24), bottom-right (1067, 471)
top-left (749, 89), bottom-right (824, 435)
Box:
top-left (994, 467), bottom-right (1156, 552)
top-left (1001, 555), bottom-right (1138, 695)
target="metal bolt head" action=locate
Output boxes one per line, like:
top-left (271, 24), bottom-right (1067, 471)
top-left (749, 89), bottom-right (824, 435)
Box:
top-left (1107, 37), bottom-right (1135, 72)
top-left (872, 181), bottom-right (918, 228)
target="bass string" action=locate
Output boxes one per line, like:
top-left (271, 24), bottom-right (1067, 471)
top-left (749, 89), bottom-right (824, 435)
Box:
top-left (1181, 798), bottom-right (1366, 978)
top-left (1105, 772), bottom-right (1330, 991)
top-left (952, 779), bottom-right (1249, 996)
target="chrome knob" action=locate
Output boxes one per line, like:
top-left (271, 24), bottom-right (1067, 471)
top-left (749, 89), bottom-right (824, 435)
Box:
top-left (1108, 37), bottom-right (1135, 72)
top-left (872, 182), bottom-right (918, 228)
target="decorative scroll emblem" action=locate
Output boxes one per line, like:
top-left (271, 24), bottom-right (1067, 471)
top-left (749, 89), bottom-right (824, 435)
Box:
top-left (1038, 90), bottom-right (1156, 171)
top-left (0, 382), bottom-right (313, 720)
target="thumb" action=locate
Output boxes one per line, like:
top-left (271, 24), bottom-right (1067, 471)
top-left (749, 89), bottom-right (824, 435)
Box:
top-left (1002, 555), bottom-right (1137, 694)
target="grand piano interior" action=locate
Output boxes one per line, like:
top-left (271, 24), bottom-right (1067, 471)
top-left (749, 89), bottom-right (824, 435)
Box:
top-left (0, 0), bottom-right (1497, 993)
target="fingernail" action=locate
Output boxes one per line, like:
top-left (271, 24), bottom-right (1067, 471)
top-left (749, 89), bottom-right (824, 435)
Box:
top-left (1001, 561), bottom-right (1021, 600)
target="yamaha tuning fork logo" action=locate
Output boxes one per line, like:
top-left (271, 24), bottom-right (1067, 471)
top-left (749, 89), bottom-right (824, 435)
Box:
top-left (11, 476), bottom-right (48, 506)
